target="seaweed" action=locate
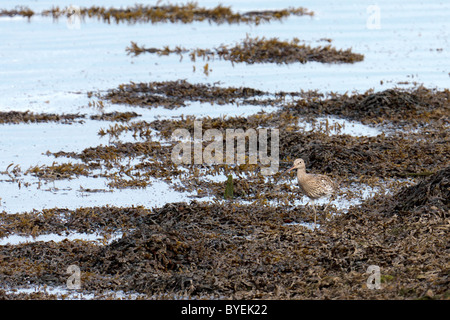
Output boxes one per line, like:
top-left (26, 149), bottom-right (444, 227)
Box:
top-left (127, 36), bottom-right (364, 65)
top-left (0, 6), bottom-right (34, 19)
top-left (0, 111), bottom-right (85, 124)
top-left (286, 86), bottom-right (450, 124)
top-left (0, 111), bottom-right (141, 124)
top-left (102, 80), bottom-right (270, 109)
top-left (2, 4), bottom-right (313, 25)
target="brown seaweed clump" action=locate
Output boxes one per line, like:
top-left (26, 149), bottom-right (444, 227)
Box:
top-left (386, 166), bottom-right (449, 214)
top-left (0, 111), bottom-right (85, 124)
top-left (25, 163), bottom-right (90, 180)
top-left (102, 80), bottom-right (268, 109)
top-left (89, 111), bottom-right (140, 122)
top-left (1, 4), bottom-right (313, 25)
top-left (0, 206), bottom-right (152, 239)
top-left (126, 36), bottom-right (364, 65)
top-left (286, 86), bottom-right (450, 125)
top-left (0, 111), bottom-right (142, 124)
top-left (0, 6), bottom-right (34, 19)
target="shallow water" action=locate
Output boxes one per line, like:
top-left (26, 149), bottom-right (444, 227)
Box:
top-left (299, 116), bottom-right (382, 137)
top-left (0, 231), bottom-right (122, 246)
top-left (0, 174), bottom-right (213, 214)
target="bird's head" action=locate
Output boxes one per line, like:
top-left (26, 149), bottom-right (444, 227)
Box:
top-left (282, 158), bottom-right (306, 175)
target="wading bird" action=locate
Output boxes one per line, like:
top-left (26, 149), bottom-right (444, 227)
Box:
top-left (282, 158), bottom-right (337, 229)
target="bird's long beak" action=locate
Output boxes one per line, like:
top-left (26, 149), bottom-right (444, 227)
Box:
top-left (281, 165), bottom-right (296, 177)
top-left (274, 165), bottom-right (295, 184)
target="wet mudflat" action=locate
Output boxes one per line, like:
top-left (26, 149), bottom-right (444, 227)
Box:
top-left (0, 1), bottom-right (449, 300)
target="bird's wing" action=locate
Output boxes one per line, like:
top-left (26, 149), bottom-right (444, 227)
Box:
top-left (314, 174), bottom-right (336, 193)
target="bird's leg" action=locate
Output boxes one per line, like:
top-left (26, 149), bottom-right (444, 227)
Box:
top-left (311, 200), bottom-right (317, 229)
top-left (323, 198), bottom-right (332, 220)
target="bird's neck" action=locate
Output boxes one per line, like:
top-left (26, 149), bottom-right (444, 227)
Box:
top-left (296, 168), bottom-right (307, 181)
